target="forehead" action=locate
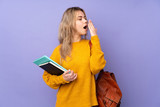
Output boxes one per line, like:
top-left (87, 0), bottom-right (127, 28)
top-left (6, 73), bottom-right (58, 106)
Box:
top-left (75, 10), bottom-right (85, 17)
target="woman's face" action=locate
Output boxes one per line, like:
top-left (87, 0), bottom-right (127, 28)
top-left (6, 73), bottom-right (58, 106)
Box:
top-left (74, 10), bottom-right (88, 36)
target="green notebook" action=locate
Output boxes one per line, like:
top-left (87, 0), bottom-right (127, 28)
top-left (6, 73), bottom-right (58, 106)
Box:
top-left (33, 55), bottom-right (67, 75)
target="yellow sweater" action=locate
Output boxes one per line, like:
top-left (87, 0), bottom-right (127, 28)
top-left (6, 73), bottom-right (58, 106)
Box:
top-left (43, 35), bottom-right (106, 107)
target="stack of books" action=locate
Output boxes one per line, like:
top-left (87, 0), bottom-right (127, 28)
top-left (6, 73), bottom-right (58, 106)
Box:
top-left (33, 55), bottom-right (67, 76)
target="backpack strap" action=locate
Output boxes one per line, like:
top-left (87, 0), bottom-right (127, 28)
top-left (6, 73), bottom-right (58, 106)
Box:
top-left (89, 40), bottom-right (92, 48)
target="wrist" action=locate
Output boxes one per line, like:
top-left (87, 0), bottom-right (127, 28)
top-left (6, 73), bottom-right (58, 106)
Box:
top-left (61, 75), bottom-right (70, 83)
top-left (91, 34), bottom-right (97, 37)
top-left (91, 35), bottom-right (98, 37)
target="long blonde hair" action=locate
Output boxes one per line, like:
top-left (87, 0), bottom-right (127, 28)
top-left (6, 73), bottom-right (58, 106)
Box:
top-left (58, 7), bottom-right (87, 59)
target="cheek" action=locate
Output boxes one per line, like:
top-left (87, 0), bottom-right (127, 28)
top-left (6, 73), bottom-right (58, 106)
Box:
top-left (75, 22), bottom-right (81, 32)
top-left (76, 21), bottom-right (82, 28)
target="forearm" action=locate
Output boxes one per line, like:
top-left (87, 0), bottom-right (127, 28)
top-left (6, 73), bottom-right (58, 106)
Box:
top-left (43, 71), bottom-right (70, 89)
top-left (90, 35), bottom-right (106, 74)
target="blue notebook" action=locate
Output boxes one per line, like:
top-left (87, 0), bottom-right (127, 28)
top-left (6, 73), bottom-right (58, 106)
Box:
top-left (33, 55), bottom-right (67, 75)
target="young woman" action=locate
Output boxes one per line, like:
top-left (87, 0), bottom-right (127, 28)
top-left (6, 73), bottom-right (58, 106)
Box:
top-left (43, 7), bottom-right (106, 107)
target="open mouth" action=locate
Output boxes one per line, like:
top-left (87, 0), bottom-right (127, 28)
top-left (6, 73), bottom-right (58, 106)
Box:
top-left (83, 25), bottom-right (88, 29)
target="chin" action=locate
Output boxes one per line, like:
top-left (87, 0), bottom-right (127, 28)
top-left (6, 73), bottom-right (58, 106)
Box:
top-left (79, 30), bottom-right (87, 36)
top-left (82, 31), bottom-right (88, 35)
top-left (81, 33), bottom-right (87, 36)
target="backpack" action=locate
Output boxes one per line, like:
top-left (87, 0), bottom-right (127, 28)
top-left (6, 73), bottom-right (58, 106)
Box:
top-left (96, 70), bottom-right (122, 107)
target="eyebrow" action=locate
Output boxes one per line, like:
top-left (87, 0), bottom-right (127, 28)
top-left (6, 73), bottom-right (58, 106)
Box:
top-left (77, 16), bottom-right (86, 18)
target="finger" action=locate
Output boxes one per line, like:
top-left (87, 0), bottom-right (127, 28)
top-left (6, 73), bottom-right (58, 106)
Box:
top-left (90, 22), bottom-right (95, 30)
top-left (88, 21), bottom-right (91, 30)
top-left (72, 74), bottom-right (77, 80)
top-left (64, 69), bottom-right (71, 74)
top-left (88, 24), bottom-right (93, 33)
top-left (89, 20), bottom-right (94, 28)
top-left (70, 73), bottom-right (76, 79)
top-left (67, 70), bottom-right (74, 77)
top-left (88, 20), bottom-right (91, 27)
top-left (63, 73), bottom-right (68, 79)
top-left (88, 20), bottom-right (95, 31)
top-left (70, 74), bottom-right (77, 81)
top-left (70, 71), bottom-right (74, 77)
top-left (63, 70), bottom-right (71, 77)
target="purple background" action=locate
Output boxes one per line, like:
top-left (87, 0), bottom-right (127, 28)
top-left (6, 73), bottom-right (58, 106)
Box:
top-left (0, 0), bottom-right (160, 107)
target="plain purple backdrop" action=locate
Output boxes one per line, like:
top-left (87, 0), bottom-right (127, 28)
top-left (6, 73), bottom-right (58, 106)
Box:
top-left (0, 0), bottom-right (160, 107)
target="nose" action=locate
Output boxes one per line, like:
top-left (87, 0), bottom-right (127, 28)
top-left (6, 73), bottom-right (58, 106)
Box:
top-left (83, 18), bottom-right (87, 23)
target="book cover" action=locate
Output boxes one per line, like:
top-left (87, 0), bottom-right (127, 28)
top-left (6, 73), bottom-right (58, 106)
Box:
top-left (33, 55), bottom-right (67, 75)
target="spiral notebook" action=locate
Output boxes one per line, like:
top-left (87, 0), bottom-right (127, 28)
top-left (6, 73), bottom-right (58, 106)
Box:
top-left (33, 55), bottom-right (67, 76)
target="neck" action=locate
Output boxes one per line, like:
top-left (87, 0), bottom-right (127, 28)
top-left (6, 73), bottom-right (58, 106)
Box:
top-left (72, 34), bottom-right (81, 43)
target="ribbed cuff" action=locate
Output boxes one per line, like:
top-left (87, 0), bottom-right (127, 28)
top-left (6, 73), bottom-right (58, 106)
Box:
top-left (59, 75), bottom-right (70, 84)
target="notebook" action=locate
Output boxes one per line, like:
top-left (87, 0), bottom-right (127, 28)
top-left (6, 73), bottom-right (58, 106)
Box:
top-left (33, 55), bottom-right (67, 75)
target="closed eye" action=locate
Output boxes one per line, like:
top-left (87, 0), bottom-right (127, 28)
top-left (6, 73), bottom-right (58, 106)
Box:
top-left (77, 16), bottom-right (87, 21)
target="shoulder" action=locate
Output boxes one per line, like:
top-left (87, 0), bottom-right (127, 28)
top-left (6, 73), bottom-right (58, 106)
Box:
top-left (50, 44), bottom-right (62, 63)
top-left (54, 44), bottom-right (62, 51)
top-left (51, 44), bottom-right (61, 56)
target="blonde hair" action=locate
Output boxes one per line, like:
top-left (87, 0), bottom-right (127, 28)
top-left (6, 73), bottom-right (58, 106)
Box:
top-left (58, 7), bottom-right (87, 59)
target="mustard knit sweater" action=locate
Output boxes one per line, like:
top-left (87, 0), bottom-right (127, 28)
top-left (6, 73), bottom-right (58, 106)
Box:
top-left (43, 35), bottom-right (106, 107)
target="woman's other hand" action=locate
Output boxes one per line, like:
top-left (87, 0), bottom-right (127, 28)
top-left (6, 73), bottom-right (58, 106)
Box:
top-left (62, 70), bottom-right (77, 82)
top-left (88, 19), bottom-right (97, 36)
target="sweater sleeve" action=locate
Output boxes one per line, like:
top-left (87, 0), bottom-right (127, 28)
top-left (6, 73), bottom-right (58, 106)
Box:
top-left (42, 46), bottom-right (70, 89)
top-left (90, 35), bottom-right (106, 75)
